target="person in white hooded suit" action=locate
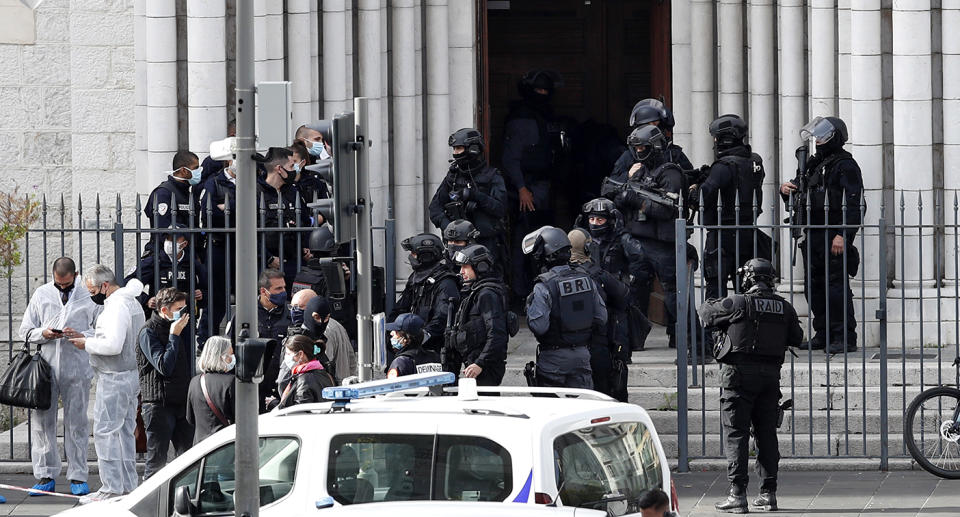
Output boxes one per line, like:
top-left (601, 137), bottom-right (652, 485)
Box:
top-left (18, 257), bottom-right (101, 497)
top-left (65, 264), bottom-right (146, 504)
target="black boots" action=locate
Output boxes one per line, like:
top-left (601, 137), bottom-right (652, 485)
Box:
top-left (753, 491), bottom-right (778, 511)
top-left (715, 486), bottom-right (748, 513)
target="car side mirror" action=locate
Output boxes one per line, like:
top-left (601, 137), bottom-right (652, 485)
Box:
top-left (174, 485), bottom-right (196, 516)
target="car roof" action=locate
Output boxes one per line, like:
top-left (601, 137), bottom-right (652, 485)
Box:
top-left (313, 501), bottom-right (605, 516)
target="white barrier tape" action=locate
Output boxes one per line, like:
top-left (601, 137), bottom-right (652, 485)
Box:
top-left (0, 483), bottom-right (82, 499)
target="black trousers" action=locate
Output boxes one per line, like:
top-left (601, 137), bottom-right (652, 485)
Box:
top-left (634, 238), bottom-right (677, 335)
top-left (719, 363), bottom-right (781, 492)
top-left (141, 403), bottom-right (194, 480)
top-left (801, 238), bottom-right (858, 346)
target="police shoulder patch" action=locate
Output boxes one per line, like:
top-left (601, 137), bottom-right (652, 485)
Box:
top-left (558, 276), bottom-right (592, 297)
top-left (157, 203), bottom-right (169, 216)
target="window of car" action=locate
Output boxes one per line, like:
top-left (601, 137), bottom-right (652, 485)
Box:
top-left (168, 437), bottom-right (300, 516)
top-left (553, 421), bottom-right (663, 516)
top-left (327, 434), bottom-right (513, 505)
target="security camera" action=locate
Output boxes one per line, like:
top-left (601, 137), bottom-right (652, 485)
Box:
top-left (209, 137), bottom-right (238, 161)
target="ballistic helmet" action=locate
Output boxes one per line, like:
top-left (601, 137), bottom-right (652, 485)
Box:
top-left (401, 233), bottom-right (445, 270)
top-left (709, 114), bottom-right (748, 153)
top-left (627, 125), bottom-right (667, 163)
top-left (452, 244), bottom-right (496, 278)
top-left (629, 98), bottom-right (667, 128)
top-left (449, 128), bottom-right (485, 166)
top-left (308, 226), bottom-right (336, 253)
top-left (800, 116), bottom-right (848, 146)
top-left (738, 258), bottom-right (777, 291)
top-left (522, 226), bottom-right (572, 269)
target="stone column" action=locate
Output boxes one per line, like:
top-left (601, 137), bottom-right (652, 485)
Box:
top-left (892, 0), bottom-right (934, 286)
top-left (391, 0), bottom-right (424, 247)
top-left (748, 0), bottom-right (777, 226)
top-left (809, 0), bottom-right (837, 117)
top-left (425, 0), bottom-right (450, 196)
top-left (356, 0), bottom-right (386, 229)
top-left (671, 0), bottom-right (693, 151)
top-left (447, 0), bottom-right (475, 132)
top-left (689, 0), bottom-right (716, 166)
top-left (718, 0), bottom-right (745, 116)
top-left (309, 0), bottom-right (320, 119)
top-left (287, 0), bottom-right (313, 124)
top-left (187, 0), bottom-right (227, 156)
top-left (322, 0), bottom-right (350, 117)
top-left (144, 0), bottom-right (177, 186)
top-left (134, 0), bottom-right (148, 192)
top-left (838, 0), bottom-right (853, 122)
top-left (943, 0), bottom-right (960, 281)
top-left (778, 0), bottom-right (807, 286)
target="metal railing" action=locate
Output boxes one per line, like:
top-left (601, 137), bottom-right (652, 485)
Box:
top-left (674, 189), bottom-right (960, 471)
top-left (1, 192), bottom-right (394, 461)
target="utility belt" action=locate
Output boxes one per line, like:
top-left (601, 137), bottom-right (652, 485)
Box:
top-left (537, 343), bottom-right (586, 352)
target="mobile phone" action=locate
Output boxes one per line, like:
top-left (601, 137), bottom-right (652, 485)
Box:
top-left (51, 329), bottom-right (63, 334)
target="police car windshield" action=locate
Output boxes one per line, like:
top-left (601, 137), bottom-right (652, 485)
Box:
top-left (554, 421), bottom-right (663, 516)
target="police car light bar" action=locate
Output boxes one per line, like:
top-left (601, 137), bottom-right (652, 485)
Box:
top-left (322, 372), bottom-right (456, 402)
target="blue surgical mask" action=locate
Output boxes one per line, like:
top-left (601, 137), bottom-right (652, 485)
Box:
top-left (390, 336), bottom-right (404, 351)
top-left (268, 291), bottom-right (287, 307)
top-left (307, 141), bottom-right (328, 159)
top-left (188, 166), bottom-right (203, 186)
top-left (293, 162), bottom-right (303, 174)
top-left (171, 308), bottom-right (183, 322)
top-left (290, 306), bottom-right (304, 326)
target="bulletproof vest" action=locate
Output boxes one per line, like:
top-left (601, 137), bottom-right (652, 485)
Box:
top-left (711, 154), bottom-right (765, 225)
top-left (624, 163), bottom-right (684, 243)
top-left (411, 266), bottom-right (457, 317)
top-left (714, 291), bottom-right (790, 364)
top-left (452, 279), bottom-right (507, 361)
top-left (804, 150), bottom-right (858, 226)
top-left (137, 313), bottom-right (193, 406)
top-left (398, 347), bottom-right (443, 374)
top-left (592, 237), bottom-right (629, 284)
top-left (536, 266), bottom-right (596, 347)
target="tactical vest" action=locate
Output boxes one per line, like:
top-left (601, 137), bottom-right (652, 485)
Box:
top-left (623, 162), bottom-right (684, 243)
top-left (452, 279), bottom-right (509, 360)
top-left (137, 313), bottom-right (193, 406)
top-left (397, 347), bottom-right (443, 374)
top-left (411, 268), bottom-right (458, 317)
top-left (714, 291), bottom-right (790, 364)
top-left (535, 267), bottom-right (596, 347)
top-left (712, 153), bottom-right (765, 225)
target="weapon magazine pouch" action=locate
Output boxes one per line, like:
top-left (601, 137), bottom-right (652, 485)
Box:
top-left (506, 311), bottom-right (520, 337)
top-left (0, 332), bottom-right (52, 410)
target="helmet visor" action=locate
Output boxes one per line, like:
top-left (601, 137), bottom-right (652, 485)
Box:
top-left (582, 199), bottom-right (610, 215)
top-left (452, 250), bottom-right (469, 266)
top-left (799, 116), bottom-right (836, 145)
top-left (522, 228), bottom-right (547, 255)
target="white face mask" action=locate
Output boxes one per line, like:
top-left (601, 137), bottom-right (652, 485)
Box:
top-left (163, 240), bottom-right (187, 261)
top-left (283, 352), bottom-right (297, 370)
top-left (223, 354), bottom-right (236, 372)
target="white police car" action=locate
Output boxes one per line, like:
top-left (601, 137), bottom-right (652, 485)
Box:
top-left (55, 373), bottom-right (676, 517)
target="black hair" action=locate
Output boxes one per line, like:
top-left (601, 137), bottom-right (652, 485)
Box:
top-left (52, 257), bottom-right (76, 276)
top-left (172, 150), bottom-right (199, 171)
top-left (638, 489), bottom-right (669, 511)
top-left (257, 146), bottom-right (294, 173)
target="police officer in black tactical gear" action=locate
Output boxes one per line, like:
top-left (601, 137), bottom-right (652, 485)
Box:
top-left (689, 114), bottom-right (773, 300)
top-left (255, 147), bottom-right (313, 287)
top-left (610, 98), bottom-right (693, 182)
top-left (502, 70), bottom-right (566, 304)
top-left (429, 128), bottom-right (507, 269)
top-left (198, 159), bottom-right (237, 346)
top-left (144, 150), bottom-right (204, 255)
top-left (780, 116), bottom-right (863, 354)
top-left (568, 228), bottom-right (630, 401)
top-left (389, 233), bottom-right (461, 352)
top-left (293, 226), bottom-right (357, 339)
top-left (445, 244), bottom-right (509, 386)
top-left (698, 258), bottom-right (803, 514)
top-left (603, 125), bottom-right (686, 348)
top-left (524, 226), bottom-right (607, 389)
top-left (575, 198), bottom-right (651, 353)
top-left (443, 219), bottom-right (479, 260)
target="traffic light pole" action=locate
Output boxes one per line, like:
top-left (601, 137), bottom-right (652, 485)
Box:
top-left (354, 97), bottom-right (374, 382)
top-left (234, 0), bottom-right (260, 516)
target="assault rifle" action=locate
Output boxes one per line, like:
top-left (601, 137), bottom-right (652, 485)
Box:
top-left (600, 177), bottom-right (680, 220)
top-left (786, 143), bottom-right (810, 266)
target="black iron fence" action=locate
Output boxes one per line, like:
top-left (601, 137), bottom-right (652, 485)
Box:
top-left (1, 192), bottom-right (395, 461)
top-left (673, 188), bottom-right (960, 471)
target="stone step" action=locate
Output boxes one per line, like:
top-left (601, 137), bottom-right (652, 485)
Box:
top-left (645, 409), bottom-right (906, 435)
top-left (628, 385), bottom-right (929, 411)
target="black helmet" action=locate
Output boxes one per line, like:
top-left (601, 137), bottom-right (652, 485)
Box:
top-left (448, 128), bottom-right (485, 167)
top-left (451, 244), bottom-right (496, 278)
top-left (800, 116), bottom-right (848, 153)
top-left (518, 69), bottom-right (563, 100)
top-left (581, 198), bottom-right (617, 237)
top-left (401, 233), bottom-right (444, 270)
top-left (629, 98), bottom-right (667, 128)
top-left (522, 226), bottom-right (571, 269)
top-left (308, 226), bottom-right (336, 253)
top-left (738, 258), bottom-right (777, 291)
top-left (443, 219), bottom-right (479, 244)
top-left (627, 125), bottom-right (667, 164)
top-left (709, 114), bottom-right (748, 154)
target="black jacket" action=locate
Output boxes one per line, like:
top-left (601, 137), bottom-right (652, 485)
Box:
top-left (257, 176), bottom-right (310, 263)
top-left (186, 371), bottom-right (235, 444)
top-left (696, 144), bottom-right (764, 226)
top-left (428, 163), bottom-right (507, 238)
top-left (609, 144), bottom-right (693, 182)
top-left (390, 262), bottom-right (461, 351)
top-left (137, 312), bottom-right (193, 406)
top-left (277, 367), bottom-right (334, 409)
top-left (782, 147), bottom-right (864, 243)
top-left (606, 162), bottom-right (685, 243)
top-left (449, 278), bottom-right (509, 369)
top-left (226, 301), bottom-right (291, 409)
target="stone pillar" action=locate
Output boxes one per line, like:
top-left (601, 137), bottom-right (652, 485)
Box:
top-left (689, 0), bottom-right (716, 166)
top-left (892, 0), bottom-right (934, 286)
top-left (287, 0), bottom-right (313, 124)
top-left (425, 0), bottom-right (450, 196)
top-left (748, 0), bottom-right (777, 226)
top-left (671, 0), bottom-right (693, 151)
top-left (186, 0), bottom-right (227, 156)
top-left (357, 0), bottom-right (386, 228)
top-left (447, 0), bottom-right (475, 132)
top-left (134, 0), bottom-right (148, 193)
top-left (777, 0), bottom-right (807, 286)
top-left (809, 0), bottom-right (837, 117)
top-left (144, 0), bottom-right (177, 186)
top-left (838, 0), bottom-right (853, 122)
top-left (264, 0), bottom-right (285, 81)
top-left (309, 0), bottom-right (320, 119)
top-left (943, 0), bottom-right (960, 281)
top-left (322, 0), bottom-right (350, 117)
top-left (718, 0), bottom-right (745, 116)
top-left (391, 0), bottom-right (424, 248)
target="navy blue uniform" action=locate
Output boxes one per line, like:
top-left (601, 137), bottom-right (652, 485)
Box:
top-left (126, 251), bottom-right (208, 346)
top-left (144, 177), bottom-right (202, 252)
top-left (257, 177), bottom-right (311, 286)
top-left (199, 170), bottom-right (237, 344)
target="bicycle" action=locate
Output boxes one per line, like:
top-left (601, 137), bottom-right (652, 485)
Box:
top-left (904, 358), bottom-right (960, 478)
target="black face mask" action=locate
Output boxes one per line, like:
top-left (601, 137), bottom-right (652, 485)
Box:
top-left (90, 285), bottom-right (107, 306)
top-left (280, 167), bottom-right (296, 185)
top-left (55, 282), bottom-right (74, 293)
top-left (588, 222), bottom-right (610, 237)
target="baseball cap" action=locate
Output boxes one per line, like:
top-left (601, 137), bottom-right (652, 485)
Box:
top-left (385, 313), bottom-right (425, 335)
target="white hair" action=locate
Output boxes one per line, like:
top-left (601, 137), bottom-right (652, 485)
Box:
top-left (83, 264), bottom-right (117, 287)
top-left (198, 336), bottom-right (233, 373)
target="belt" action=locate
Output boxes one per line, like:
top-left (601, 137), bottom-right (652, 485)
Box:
top-left (537, 343), bottom-right (586, 351)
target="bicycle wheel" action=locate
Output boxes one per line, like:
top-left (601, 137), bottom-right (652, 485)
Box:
top-left (904, 386), bottom-right (960, 479)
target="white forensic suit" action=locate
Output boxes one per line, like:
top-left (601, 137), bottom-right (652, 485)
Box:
top-left (18, 276), bottom-right (101, 483)
top-left (84, 280), bottom-right (146, 495)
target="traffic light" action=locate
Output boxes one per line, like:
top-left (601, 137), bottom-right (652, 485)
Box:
top-left (305, 113), bottom-right (358, 244)
top-left (235, 329), bottom-right (277, 383)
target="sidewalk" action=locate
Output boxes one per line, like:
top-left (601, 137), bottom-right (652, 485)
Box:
top-left (0, 474), bottom-right (97, 516)
top-left (675, 470), bottom-right (957, 516)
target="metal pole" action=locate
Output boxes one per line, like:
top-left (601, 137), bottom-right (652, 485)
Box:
top-left (234, 0), bottom-right (260, 515)
top-left (675, 218), bottom-right (689, 472)
top-left (355, 97), bottom-right (374, 381)
top-left (878, 213), bottom-right (889, 470)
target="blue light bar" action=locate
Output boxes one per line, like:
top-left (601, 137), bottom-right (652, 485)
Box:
top-left (322, 372), bottom-right (457, 401)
